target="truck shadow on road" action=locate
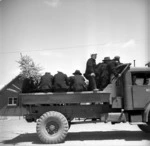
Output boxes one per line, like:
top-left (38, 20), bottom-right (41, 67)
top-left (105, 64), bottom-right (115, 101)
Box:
top-left (1, 131), bottom-right (150, 145)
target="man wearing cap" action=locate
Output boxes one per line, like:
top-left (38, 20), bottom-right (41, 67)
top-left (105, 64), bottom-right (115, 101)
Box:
top-left (69, 70), bottom-right (87, 92)
top-left (107, 56), bottom-right (121, 81)
top-left (84, 53), bottom-right (98, 91)
top-left (96, 57), bottom-right (111, 90)
top-left (114, 56), bottom-right (123, 66)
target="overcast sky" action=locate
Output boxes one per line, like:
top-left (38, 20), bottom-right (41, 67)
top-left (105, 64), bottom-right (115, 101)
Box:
top-left (0, 0), bottom-right (149, 89)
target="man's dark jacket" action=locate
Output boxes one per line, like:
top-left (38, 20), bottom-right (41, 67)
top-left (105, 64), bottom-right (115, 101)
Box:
top-left (107, 60), bottom-right (118, 77)
top-left (22, 77), bottom-right (35, 93)
top-left (70, 75), bottom-right (86, 92)
top-left (39, 73), bottom-right (53, 91)
top-left (53, 71), bottom-right (69, 92)
top-left (96, 62), bottom-right (110, 90)
top-left (84, 58), bottom-right (96, 79)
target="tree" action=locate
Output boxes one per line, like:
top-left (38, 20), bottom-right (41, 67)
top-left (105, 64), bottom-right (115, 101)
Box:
top-left (17, 54), bottom-right (42, 83)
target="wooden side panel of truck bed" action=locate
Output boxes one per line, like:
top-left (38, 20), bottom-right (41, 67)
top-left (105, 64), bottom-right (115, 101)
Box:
top-left (19, 91), bottom-right (110, 105)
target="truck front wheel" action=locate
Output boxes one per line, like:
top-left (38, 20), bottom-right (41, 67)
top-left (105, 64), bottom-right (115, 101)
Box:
top-left (138, 124), bottom-right (150, 133)
top-left (36, 111), bottom-right (69, 144)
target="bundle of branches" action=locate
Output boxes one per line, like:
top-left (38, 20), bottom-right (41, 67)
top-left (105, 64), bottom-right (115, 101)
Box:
top-left (17, 54), bottom-right (42, 83)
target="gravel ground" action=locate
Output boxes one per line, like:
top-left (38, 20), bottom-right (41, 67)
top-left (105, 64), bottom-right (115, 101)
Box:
top-left (0, 117), bottom-right (150, 146)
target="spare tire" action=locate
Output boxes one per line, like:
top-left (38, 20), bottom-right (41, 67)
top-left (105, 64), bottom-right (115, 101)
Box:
top-left (36, 111), bottom-right (69, 144)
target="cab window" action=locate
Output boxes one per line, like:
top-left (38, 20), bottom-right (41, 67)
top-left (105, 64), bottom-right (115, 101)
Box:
top-left (131, 73), bottom-right (150, 86)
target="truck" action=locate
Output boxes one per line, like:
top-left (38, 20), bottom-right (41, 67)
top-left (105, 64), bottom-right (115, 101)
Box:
top-left (18, 63), bottom-right (150, 144)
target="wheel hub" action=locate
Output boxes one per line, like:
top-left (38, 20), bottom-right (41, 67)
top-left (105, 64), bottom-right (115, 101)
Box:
top-left (46, 121), bottom-right (59, 135)
top-left (49, 125), bottom-right (55, 131)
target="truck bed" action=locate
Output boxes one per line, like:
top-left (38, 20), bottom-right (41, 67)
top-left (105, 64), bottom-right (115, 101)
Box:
top-left (19, 91), bottom-right (110, 105)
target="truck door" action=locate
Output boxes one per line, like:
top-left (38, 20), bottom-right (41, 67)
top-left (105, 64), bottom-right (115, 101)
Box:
top-left (132, 73), bottom-right (150, 109)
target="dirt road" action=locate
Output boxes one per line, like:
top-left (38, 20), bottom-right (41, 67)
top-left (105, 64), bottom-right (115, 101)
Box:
top-left (0, 117), bottom-right (150, 146)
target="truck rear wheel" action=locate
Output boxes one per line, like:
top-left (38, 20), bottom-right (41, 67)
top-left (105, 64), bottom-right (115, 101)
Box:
top-left (36, 111), bottom-right (69, 144)
top-left (138, 124), bottom-right (150, 133)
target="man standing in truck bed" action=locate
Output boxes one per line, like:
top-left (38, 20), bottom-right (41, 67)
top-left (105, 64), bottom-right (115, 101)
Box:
top-left (96, 57), bottom-right (111, 91)
top-left (84, 53), bottom-right (98, 91)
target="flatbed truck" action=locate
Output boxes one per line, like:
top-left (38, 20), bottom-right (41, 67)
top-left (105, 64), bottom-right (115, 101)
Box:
top-left (18, 64), bottom-right (150, 144)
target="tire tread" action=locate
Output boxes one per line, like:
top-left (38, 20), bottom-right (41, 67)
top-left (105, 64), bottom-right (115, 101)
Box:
top-left (36, 111), bottom-right (69, 144)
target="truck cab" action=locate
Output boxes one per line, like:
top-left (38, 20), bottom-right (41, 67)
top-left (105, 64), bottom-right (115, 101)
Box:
top-left (108, 66), bottom-right (150, 123)
top-left (125, 67), bottom-right (150, 110)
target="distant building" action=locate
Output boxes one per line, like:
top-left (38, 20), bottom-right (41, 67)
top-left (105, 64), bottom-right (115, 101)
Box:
top-left (0, 75), bottom-right (27, 117)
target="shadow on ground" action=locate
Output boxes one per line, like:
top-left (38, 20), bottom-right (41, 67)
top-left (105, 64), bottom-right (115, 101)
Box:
top-left (1, 131), bottom-right (150, 145)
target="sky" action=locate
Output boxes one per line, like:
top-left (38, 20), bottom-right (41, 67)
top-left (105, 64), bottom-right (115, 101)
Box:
top-left (0, 0), bottom-right (149, 89)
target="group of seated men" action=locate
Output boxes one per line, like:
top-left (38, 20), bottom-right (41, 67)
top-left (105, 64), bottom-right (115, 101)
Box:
top-left (22, 54), bottom-right (123, 93)
top-left (22, 70), bottom-right (87, 93)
